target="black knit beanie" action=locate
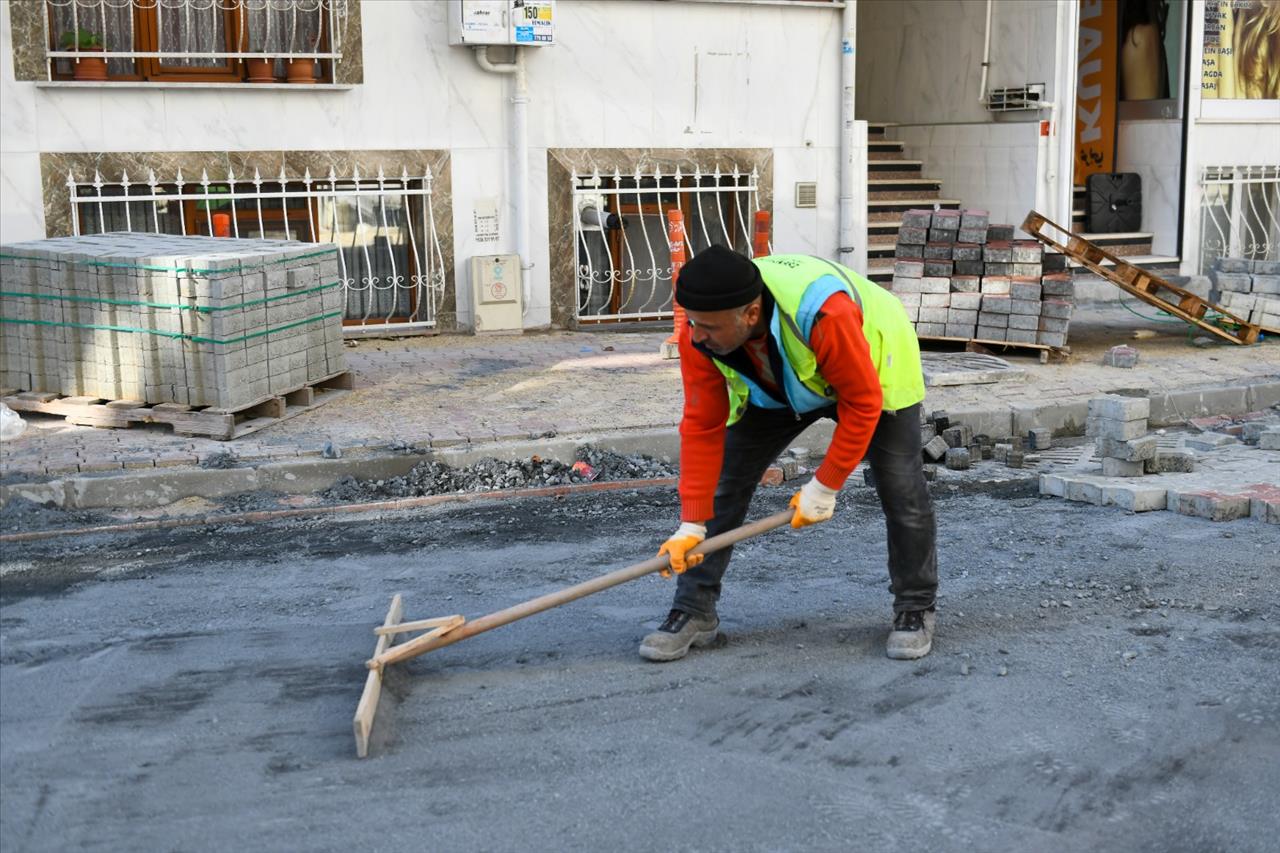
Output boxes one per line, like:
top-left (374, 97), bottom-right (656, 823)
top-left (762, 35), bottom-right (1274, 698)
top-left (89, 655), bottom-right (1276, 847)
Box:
top-left (675, 244), bottom-right (763, 311)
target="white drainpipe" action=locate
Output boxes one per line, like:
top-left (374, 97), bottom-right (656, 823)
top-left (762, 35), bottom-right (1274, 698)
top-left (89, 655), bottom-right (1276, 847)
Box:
top-left (474, 46), bottom-right (532, 317)
top-left (838, 0), bottom-right (860, 266)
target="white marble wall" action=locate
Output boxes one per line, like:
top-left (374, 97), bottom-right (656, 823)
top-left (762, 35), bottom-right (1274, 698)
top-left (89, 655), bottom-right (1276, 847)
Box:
top-left (856, 0), bottom-right (1060, 125)
top-left (0, 0), bottom-right (845, 326)
top-left (1115, 120), bottom-right (1183, 257)
top-left (895, 122), bottom-right (1040, 230)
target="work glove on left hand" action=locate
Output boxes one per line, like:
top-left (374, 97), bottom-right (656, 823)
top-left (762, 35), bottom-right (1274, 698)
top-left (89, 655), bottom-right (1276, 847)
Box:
top-left (789, 478), bottom-right (838, 528)
top-left (657, 522), bottom-right (707, 578)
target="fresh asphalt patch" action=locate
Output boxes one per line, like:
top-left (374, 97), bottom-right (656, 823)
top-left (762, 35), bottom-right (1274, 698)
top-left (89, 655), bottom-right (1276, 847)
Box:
top-left (1, 481), bottom-right (1277, 851)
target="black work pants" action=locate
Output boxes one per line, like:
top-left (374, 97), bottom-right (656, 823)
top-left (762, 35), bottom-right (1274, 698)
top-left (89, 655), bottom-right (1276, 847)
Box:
top-left (672, 402), bottom-right (938, 619)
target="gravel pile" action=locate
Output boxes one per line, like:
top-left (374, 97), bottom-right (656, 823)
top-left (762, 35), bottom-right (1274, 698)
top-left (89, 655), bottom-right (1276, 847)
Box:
top-left (322, 446), bottom-right (675, 502)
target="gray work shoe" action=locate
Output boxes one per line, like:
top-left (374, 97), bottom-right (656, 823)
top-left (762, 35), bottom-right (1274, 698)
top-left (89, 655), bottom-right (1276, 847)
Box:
top-left (638, 609), bottom-right (720, 662)
top-left (886, 608), bottom-right (936, 660)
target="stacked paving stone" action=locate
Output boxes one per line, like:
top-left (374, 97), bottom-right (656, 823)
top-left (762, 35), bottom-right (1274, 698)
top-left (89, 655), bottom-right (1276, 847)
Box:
top-left (0, 233), bottom-right (346, 410)
top-left (1086, 395), bottom-right (1195, 476)
top-left (1209, 257), bottom-right (1280, 329)
top-left (890, 209), bottom-right (1073, 347)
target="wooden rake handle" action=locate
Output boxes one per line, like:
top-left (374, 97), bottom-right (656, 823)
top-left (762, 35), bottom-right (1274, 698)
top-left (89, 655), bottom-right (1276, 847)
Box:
top-left (367, 508), bottom-right (795, 670)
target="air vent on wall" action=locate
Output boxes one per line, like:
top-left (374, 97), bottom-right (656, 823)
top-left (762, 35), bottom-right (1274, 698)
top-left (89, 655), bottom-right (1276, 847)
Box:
top-left (794, 182), bottom-right (818, 208)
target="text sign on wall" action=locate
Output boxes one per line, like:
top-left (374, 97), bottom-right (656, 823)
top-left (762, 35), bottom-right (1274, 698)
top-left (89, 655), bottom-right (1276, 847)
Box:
top-left (1076, 0), bottom-right (1119, 186)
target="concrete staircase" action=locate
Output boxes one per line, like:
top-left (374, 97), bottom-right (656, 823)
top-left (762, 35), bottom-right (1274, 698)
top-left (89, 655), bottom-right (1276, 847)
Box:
top-left (864, 123), bottom-right (1181, 289)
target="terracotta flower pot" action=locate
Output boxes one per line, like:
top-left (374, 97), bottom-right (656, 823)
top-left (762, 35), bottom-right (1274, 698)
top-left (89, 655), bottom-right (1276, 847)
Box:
top-left (71, 46), bottom-right (108, 81)
top-left (285, 59), bottom-right (316, 84)
top-left (246, 58), bottom-right (276, 83)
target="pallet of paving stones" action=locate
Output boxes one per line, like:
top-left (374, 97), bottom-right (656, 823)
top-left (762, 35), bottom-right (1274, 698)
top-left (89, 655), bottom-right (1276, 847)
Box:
top-left (885, 208), bottom-right (1073, 359)
top-left (0, 370), bottom-right (353, 440)
top-left (912, 333), bottom-right (1063, 365)
top-left (1020, 211), bottom-right (1261, 345)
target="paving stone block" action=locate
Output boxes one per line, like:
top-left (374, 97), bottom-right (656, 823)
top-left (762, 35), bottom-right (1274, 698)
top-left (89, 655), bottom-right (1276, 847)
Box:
top-left (1042, 252), bottom-right (1068, 272)
top-left (1171, 489), bottom-right (1251, 522)
top-left (984, 262), bottom-right (1014, 276)
top-left (950, 275), bottom-right (980, 293)
top-left (894, 243), bottom-right (924, 260)
top-left (915, 322), bottom-right (946, 337)
top-left (921, 293), bottom-right (952, 307)
top-left (1009, 279), bottom-right (1042, 301)
top-left (950, 293), bottom-right (982, 310)
top-left (919, 307), bottom-right (950, 324)
top-left (1252, 259), bottom-right (1280, 275)
top-left (1098, 435), bottom-right (1158, 461)
top-left (1090, 399), bottom-right (1152, 425)
top-left (1008, 314), bottom-right (1039, 331)
top-left (1028, 427), bottom-right (1053, 450)
top-left (1037, 317), bottom-right (1069, 334)
top-left (1185, 432), bottom-right (1239, 451)
top-left (931, 210), bottom-right (961, 230)
top-left (928, 229), bottom-right (958, 246)
top-left (1086, 416), bottom-right (1147, 441)
top-left (1102, 483), bottom-right (1168, 512)
top-left (960, 209), bottom-right (989, 230)
top-left (1064, 477), bottom-right (1103, 504)
top-left (1260, 428), bottom-right (1280, 450)
top-left (953, 244), bottom-right (983, 262)
top-left (1040, 274), bottom-right (1075, 298)
top-left (1245, 484), bottom-right (1280, 523)
top-left (1039, 473), bottom-right (1066, 497)
top-left (1210, 270), bottom-right (1252, 292)
top-left (901, 209), bottom-right (933, 229)
top-left (894, 260), bottom-right (924, 279)
top-left (942, 424), bottom-right (973, 448)
top-left (1101, 457), bottom-right (1145, 477)
top-left (982, 295), bottom-right (1012, 314)
top-left (924, 260), bottom-right (954, 278)
top-left (978, 310), bottom-right (1010, 328)
top-left (1010, 298), bottom-right (1041, 315)
top-left (945, 323), bottom-right (976, 339)
top-left (976, 325), bottom-right (1008, 341)
top-left (1041, 299), bottom-right (1074, 320)
top-left (987, 224), bottom-right (1015, 242)
top-left (955, 260), bottom-right (985, 276)
top-left (923, 242), bottom-right (953, 260)
top-left (980, 276), bottom-right (1011, 295)
top-left (892, 275), bottom-right (924, 293)
top-left (1213, 256), bottom-right (1250, 273)
top-left (1102, 345), bottom-right (1139, 368)
top-left (944, 446), bottom-right (972, 470)
top-left (1005, 328), bottom-right (1039, 344)
top-left (958, 228), bottom-right (987, 245)
top-left (898, 226), bottom-right (928, 244)
top-left (919, 276), bottom-right (951, 294)
top-left (1012, 263), bottom-right (1043, 278)
top-left (983, 243), bottom-right (1013, 263)
top-left (760, 466), bottom-right (785, 486)
top-left (923, 434), bottom-right (949, 461)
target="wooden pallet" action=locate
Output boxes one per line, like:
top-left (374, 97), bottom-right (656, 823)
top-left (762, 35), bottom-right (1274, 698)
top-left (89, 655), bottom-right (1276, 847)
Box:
top-left (917, 334), bottom-right (1066, 364)
top-left (1021, 211), bottom-right (1261, 345)
top-left (1, 370), bottom-right (353, 440)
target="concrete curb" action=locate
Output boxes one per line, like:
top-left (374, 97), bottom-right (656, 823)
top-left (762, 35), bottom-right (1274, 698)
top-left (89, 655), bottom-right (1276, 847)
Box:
top-left (3, 377), bottom-right (1277, 513)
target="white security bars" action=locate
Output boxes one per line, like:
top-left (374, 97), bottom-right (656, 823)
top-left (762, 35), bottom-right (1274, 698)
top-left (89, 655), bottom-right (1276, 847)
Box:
top-left (1198, 165), bottom-right (1280, 274)
top-left (67, 165), bottom-right (447, 333)
top-left (573, 165), bottom-right (765, 324)
top-left (43, 0), bottom-right (347, 78)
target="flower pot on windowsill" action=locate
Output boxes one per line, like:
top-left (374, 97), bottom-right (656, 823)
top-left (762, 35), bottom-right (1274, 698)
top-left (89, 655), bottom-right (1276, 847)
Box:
top-left (246, 58), bottom-right (276, 83)
top-left (285, 59), bottom-right (317, 84)
top-left (71, 47), bottom-right (108, 81)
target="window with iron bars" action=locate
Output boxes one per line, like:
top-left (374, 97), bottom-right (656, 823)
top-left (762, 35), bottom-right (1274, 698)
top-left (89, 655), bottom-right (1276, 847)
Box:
top-left (574, 166), bottom-right (763, 324)
top-left (44, 0), bottom-right (345, 84)
top-left (70, 171), bottom-right (445, 331)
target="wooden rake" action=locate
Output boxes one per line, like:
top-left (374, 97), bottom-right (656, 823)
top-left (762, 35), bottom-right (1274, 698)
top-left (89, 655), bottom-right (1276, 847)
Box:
top-left (353, 509), bottom-right (795, 758)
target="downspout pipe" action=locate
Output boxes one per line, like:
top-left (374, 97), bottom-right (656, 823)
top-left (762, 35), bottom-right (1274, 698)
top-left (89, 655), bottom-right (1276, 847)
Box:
top-left (838, 0), bottom-right (859, 265)
top-left (474, 45), bottom-right (532, 318)
top-left (979, 0), bottom-right (992, 104)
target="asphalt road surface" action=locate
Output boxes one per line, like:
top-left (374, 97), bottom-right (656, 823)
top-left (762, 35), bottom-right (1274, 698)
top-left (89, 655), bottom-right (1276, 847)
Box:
top-left (2, 481), bottom-right (1278, 852)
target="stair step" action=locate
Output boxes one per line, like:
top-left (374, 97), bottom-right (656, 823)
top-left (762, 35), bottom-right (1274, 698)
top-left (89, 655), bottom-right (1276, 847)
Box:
top-left (869, 140), bottom-right (904, 151)
top-left (1070, 254), bottom-right (1176, 270)
top-left (868, 160), bottom-right (923, 175)
top-left (868, 199), bottom-right (961, 221)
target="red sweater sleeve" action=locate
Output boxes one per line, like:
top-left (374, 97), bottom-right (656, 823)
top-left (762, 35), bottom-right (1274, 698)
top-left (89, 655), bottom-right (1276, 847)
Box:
top-left (810, 292), bottom-right (883, 489)
top-left (676, 324), bottom-right (729, 522)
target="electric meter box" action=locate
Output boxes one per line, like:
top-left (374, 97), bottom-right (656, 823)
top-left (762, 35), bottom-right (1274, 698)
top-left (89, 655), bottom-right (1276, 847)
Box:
top-left (471, 254), bottom-right (524, 333)
top-left (448, 0), bottom-right (555, 47)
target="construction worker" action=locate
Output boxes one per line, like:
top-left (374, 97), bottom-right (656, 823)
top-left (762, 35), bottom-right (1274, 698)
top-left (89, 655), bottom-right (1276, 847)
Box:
top-left (642, 245), bottom-right (937, 662)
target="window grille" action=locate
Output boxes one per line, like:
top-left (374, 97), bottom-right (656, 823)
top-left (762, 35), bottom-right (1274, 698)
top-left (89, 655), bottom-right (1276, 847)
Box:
top-left (1198, 165), bottom-right (1280, 274)
top-left (43, 0), bottom-right (347, 83)
top-left (573, 165), bottom-right (765, 324)
top-left (67, 164), bottom-right (447, 334)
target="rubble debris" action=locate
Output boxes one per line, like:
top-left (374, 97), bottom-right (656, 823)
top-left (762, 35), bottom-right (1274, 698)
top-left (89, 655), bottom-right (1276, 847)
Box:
top-left (321, 446), bottom-right (676, 502)
top-left (1102, 345), bottom-right (1139, 368)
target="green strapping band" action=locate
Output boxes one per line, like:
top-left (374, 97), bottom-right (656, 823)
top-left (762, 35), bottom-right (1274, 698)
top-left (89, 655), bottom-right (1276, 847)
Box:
top-left (0, 281), bottom-right (342, 313)
top-left (0, 311), bottom-right (342, 346)
top-left (0, 246), bottom-right (338, 275)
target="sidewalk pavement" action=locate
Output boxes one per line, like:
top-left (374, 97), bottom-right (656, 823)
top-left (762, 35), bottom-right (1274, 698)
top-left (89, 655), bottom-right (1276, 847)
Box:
top-left (2, 304), bottom-right (1278, 512)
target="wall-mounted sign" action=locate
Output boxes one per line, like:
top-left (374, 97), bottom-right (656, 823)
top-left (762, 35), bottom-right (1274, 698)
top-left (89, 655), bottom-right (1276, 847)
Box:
top-left (474, 197), bottom-right (500, 243)
top-left (1202, 0), bottom-right (1280, 100)
top-left (1076, 0), bottom-right (1120, 186)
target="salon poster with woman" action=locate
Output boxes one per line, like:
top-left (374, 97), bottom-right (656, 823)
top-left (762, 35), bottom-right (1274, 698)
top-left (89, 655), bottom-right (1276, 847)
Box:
top-left (1203, 0), bottom-right (1280, 99)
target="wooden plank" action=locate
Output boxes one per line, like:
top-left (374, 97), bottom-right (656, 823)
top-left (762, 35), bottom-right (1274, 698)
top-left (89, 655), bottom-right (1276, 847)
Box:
top-left (319, 370), bottom-right (355, 391)
top-left (354, 593), bottom-right (404, 759)
top-left (285, 386), bottom-right (315, 407)
top-left (367, 617), bottom-right (466, 671)
top-left (242, 395), bottom-right (286, 420)
top-left (373, 615), bottom-right (466, 637)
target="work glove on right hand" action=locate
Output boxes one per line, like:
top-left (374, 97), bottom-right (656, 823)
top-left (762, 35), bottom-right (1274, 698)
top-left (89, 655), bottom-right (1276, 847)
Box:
top-left (789, 478), bottom-right (838, 529)
top-left (657, 522), bottom-right (707, 578)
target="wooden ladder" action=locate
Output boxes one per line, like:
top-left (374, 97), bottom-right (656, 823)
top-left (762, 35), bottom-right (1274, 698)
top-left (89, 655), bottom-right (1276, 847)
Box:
top-left (1020, 211), bottom-right (1261, 346)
